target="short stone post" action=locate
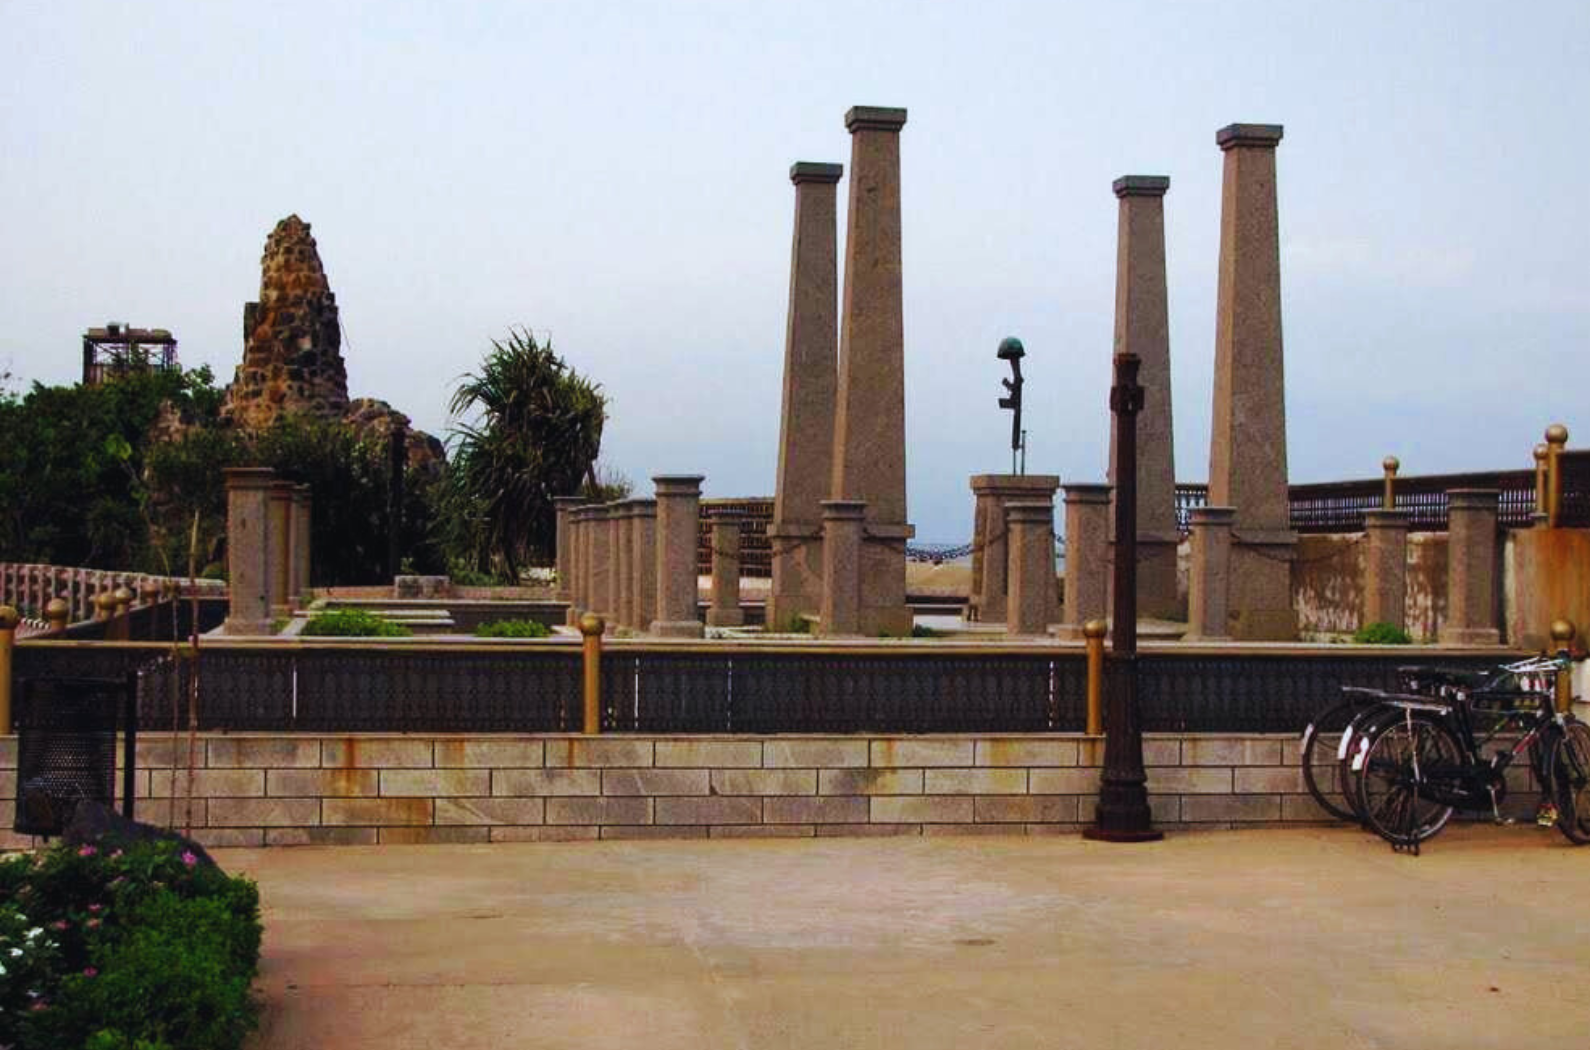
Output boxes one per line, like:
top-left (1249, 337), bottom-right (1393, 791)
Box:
top-left (1207, 122), bottom-right (1298, 640)
top-left (768, 161), bottom-right (843, 633)
top-left (1108, 175), bottom-right (1180, 620)
top-left (630, 500), bottom-right (657, 633)
top-left (614, 502), bottom-right (635, 629)
top-left (223, 467), bottom-right (275, 634)
top-left (831, 106), bottom-right (914, 637)
top-left (291, 484), bottom-right (312, 607)
top-left (267, 480), bottom-right (295, 619)
top-left (1005, 501), bottom-right (1057, 636)
top-left (1186, 506), bottom-right (1235, 640)
top-left (1363, 509), bottom-right (1410, 633)
top-left (969, 475), bottom-right (1060, 623)
top-left (707, 509), bottom-right (745, 628)
top-left (554, 496), bottom-right (584, 614)
top-left (1439, 489), bottom-right (1500, 645)
top-left (652, 475), bottom-right (705, 638)
top-left (0, 605), bottom-right (17, 731)
top-left (1058, 484), bottom-right (1111, 637)
top-left (819, 500), bottom-right (867, 638)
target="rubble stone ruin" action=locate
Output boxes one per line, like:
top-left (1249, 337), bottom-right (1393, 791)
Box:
top-left (222, 215), bottom-right (349, 429)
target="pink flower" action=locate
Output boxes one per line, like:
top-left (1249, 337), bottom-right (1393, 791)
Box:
top-left (87, 904), bottom-right (103, 913)
top-left (77, 845), bottom-right (97, 858)
top-left (181, 851), bottom-right (198, 868)
top-left (51, 920), bottom-right (69, 931)
top-left (109, 849), bottom-right (123, 859)
top-left (82, 967), bottom-right (97, 978)
top-left (30, 1000), bottom-right (48, 1012)
top-left (86, 918), bottom-right (101, 929)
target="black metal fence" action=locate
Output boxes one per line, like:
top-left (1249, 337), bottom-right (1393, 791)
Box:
top-left (14, 642), bottom-right (1519, 737)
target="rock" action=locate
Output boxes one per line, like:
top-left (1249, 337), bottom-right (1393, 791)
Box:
top-left (62, 799), bottom-right (222, 873)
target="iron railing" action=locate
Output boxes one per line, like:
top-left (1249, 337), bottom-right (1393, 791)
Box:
top-left (15, 641), bottom-right (1522, 737)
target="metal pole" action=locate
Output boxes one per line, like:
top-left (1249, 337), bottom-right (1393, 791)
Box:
top-left (1085, 352), bottom-right (1162, 843)
top-left (1084, 618), bottom-right (1106, 736)
top-left (580, 613), bottom-right (604, 734)
top-left (1545, 424), bottom-right (1568, 528)
top-left (1552, 619), bottom-right (1576, 715)
top-left (1381, 456), bottom-right (1399, 510)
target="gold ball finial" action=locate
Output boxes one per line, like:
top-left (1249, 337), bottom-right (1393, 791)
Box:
top-left (111, 585), bottom-right (133, 606)
top-left (93, 591), bottom-right (117, 612)
top-left (138, 579), bottom-right (161, 602)
top-left (1545, 423), bottom-right (1569, 445)
top-left (1534, 443), bottom-right (1550, 463)
top-left (578, 613), bottom-right (605, 637)
top-left (1550, 619), bottom-right (1576, 645)
top-left (45, 597), bottom-right (69, 623)
top-left (1082, 619), bottom-right (1108, 640)
top-left (0, 605), bottom-right (19, 631)
top-left (1382, 456), bottom-right (1400, 474)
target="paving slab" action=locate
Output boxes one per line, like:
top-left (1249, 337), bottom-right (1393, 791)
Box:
top-left (231, 826), bottom-right (1590, 1050)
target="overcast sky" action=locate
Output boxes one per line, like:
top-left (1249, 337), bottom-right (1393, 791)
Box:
top-left (3, 0), bottom-right (1585, 542)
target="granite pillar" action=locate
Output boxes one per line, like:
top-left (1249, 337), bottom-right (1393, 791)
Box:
top-left (1439, 489), bottom-right (1501, 646)
top-left (707, 509), bottom-right (745, 628)
top-left (653, 475), bottom-right (705, 638)
top-left (1186, 506), bottom-right (1235, 641)
top-left (267, 481), bottom-right (295, 620)
top-left (969, 474), bottom-right (1060, 623)
top-left (1005, 501), bottom-right (1058, 636)
top-left (1363, 509), bottom-right (1410, 633)
top-left (819, 500), bottom-right (867, 638)
top-left (223, 467), bottom-right (275, 635)
top-left (768, 161), bottom-right (843, 633)
top-left (606, 505), bottom-right (625, 623)
top-left (630, 499), bottom-right (657, 633)
top-left (1058, 484), bottom-right (1111, 638)
top-left (1208, 122), bottom-right (1297, 640)
top-left (614, 502), bottom-right (635, 629)
top-left (291, 484), bottom-right (312, 607)
top-left (831, 106), bottom-right (913, 637)
top-left (567, 507), bottom-right (587, 625)
top-left (588, 506), bottom-right (612, 621)
top-left (553, 496), bottom-right (584, 612)
top-left (1108, 175), bottom-right (1180, 619)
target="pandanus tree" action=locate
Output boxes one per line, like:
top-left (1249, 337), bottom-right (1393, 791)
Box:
top-left (446, 328), bottom-right (607, 579)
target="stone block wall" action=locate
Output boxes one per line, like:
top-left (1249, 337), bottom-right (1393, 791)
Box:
top-left (1, 732), bottom-right (1334, 849)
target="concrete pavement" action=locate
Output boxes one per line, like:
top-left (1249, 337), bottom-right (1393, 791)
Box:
top-left (230, 826), bottom-right (1590, 1049)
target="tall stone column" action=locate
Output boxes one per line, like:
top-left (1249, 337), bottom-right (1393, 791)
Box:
top-left (614, 502), bottom-right (635, 629)
top-left (1439, 489), bottom-right (1500, 646)
top-left (630, 499), bottom-right (657, 633)
top-left (707, 509), bottom-right (745, 628)
top-left (588, 506), bottom-right (612, 621)
top-left (1186, 506), bottom-right (1235, 641)
top-left (1363, 509), bottom-right (1410, 633)
top-left (566, 507), bottom-right (587, 624)
top-left (291, 485), bottom-right (312, 607)
top-left (768, 161), bottom-right (843, 633)
top-left (819, 500), bottom-right (867, 638)
top-left (1005, 501), bottom-right (1058, 636)
top-left (267, 481), bottom-right (295, 619)
top-left (969, 475), bottom-right (1060, 623)
top-left (553, 496), bottom-right (584, 614)
top-left (831, 106), bottom-right (914, 637)
top-left (1208, 123), bottom-right (1297, 640)
top-left (606, 506), bottom-right (626, 622)
top-left (223, 468), bottom-right (275, 635)
top-left (1058, 484), bottom-right (1111, 638)
top-left (1108, 175), bottom-right (1180, 620)
top-left (653, 475), bottom-right (705, 638)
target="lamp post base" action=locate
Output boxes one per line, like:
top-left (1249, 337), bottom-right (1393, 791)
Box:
top-left (1082, 826), bottom-right (1165, 843)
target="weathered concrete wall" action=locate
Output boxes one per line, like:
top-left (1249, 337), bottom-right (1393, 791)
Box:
top-left (2, 731), bottom-right (1335, 850)
top-left (1292, 535), bottom-right (1363, 638)
top-left (1507, 528), bottom-right (1590, 651)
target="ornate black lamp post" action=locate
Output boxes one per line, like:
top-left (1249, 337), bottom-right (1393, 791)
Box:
top-left (1084, 352), bottom-right (1163, 842)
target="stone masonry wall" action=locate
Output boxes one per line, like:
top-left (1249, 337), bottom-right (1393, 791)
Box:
top-left (1, 732), bottom-right (1328, 850)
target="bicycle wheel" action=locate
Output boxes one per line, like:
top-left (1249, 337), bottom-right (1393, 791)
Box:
top-left (1358, 713), bottom-right (1462, 848)
top-left (1301, 696), bottom-right (1371, 822)
top-left (1338, 703), bottom-right (1400, 824)
top-left (1550, 720), bottom-right (1590, 845)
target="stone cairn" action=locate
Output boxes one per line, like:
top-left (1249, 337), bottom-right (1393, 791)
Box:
top-left (221, 215), bottom-right (349, 429)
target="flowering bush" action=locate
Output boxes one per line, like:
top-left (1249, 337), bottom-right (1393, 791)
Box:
top-left (0, 838), bottom-right (261, 1050)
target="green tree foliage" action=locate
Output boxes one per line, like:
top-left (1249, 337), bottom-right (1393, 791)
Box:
top-left (445, 327), bottom-right (606, 579)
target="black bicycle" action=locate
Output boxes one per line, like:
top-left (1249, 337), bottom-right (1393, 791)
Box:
top-left (1342, 655), bottom-right (1588, 851)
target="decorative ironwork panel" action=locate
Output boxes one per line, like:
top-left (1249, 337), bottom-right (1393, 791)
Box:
top-left (14, 677), bottom-right (127, 835)
top-left (1135, 653), bottom-right (1506, 733)
top-left (605, 652), bottom-right (732, 732)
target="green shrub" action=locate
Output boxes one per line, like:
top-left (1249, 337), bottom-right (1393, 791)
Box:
top-left (1, 839), bottom-right (262, 1050)
top-left (1353, 621), bottom-right (1412, 645)
top-left (302, 608), bottom-right (411, 637)
top-left (475, 619), bottom-right (551, 638)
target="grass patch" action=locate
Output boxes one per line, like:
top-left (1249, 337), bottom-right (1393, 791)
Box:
top-left (1352, 621), bottom-right (1412, 645)
top-left (301, 608), bottom-right (411, 637)
top-left (475, 619), bottom-right (552, 639)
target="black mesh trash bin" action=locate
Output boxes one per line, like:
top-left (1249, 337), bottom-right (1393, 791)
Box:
top-left (14, 676), bottom-right (135, 837)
